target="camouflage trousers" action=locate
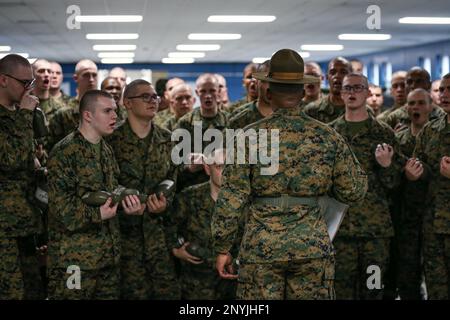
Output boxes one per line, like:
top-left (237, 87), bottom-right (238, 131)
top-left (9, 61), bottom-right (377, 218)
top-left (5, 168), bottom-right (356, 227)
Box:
top-left (334, 236), bottom-right (390, 300)
top-left (423, 233), bottom-right (450, 300)
top-left (47, 265), bottom-right (120, 300)
top-left (120, 234), bottom-right (180, 300)
top-left (179, 262), bottom-right (236, 300)
top-left (0, 235), bottom-right (45, 300)
top-left (0, 236), bottom-right (23, 299)
top-left (236, 257), bottom-right (335, 300)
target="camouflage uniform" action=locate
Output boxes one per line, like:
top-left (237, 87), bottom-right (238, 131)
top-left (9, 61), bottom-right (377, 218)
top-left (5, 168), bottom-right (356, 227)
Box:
top-left (0, 105), bottom-right (43, 300)
top-left (388, 127), bottom-right (428, 299)
top-left (228, 101), bottom-right (264, 129)
top-left (174, 108), bottom-right (229, 191)
top-left (168, 182), bottom-right (236, 299)
top-left (47, 130), bottom-right (121, 300)
top-left (161, 114), bottom-right (179, 132)
top-left (377, 102), bottom-right (404, 124)
top-left (107, 121), bottom-right (180, 300)
top-left (384, 104), bottom-right (445, 129)
top-left (303, 96), bottom-right (346, 123)
top-left (212, 106), bottom-right (368, 300)
top-left (226, 98), bottom-right (249, 114)
top-left (329, 114), bottom-right (403, 300)
top-left (47, 98), bottom-right (80, 150)
top-left (40, 96), bottom-right (67, 123)
top-left (53, 91), bottom-right (72, 106)
top-left (154, 108), bottom-right (173, 127)
top-left (413, 114), bottom-right (450, 299)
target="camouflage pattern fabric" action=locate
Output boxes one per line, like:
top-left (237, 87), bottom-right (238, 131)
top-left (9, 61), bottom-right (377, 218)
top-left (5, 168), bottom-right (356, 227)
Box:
top-left (47, 97), bottom-right (80, 150)
top-left (39, 96), bottom-right (67, 123)
top-left (48, 265), bottom-right (120, 300)
top-left (153, 108), bottom-right (173, 127)
top-left (228, 101), bottom-right (264, 130)
top-left (169, 182), bottom-right (236, 299)
top-left (107, 120), bottom-right (180, 300)
top-left (333, 237), bottom-right (390, 300)
top-left (329, 114), bottom-right (403, 300)
top-left (303, 96), bottom-right (346, 123)
top-left (237, 257), bottom-right (335, 300)
top-left (47, 130), bottom-right (121, 299)
top-left (212, 105), bottom-right (368, 299)
top-left (0, 106), bottom-right (43, 300)
top-left (377, 102), bottom-right (404, 124)
top-left (414, 114), bottom-right (450, 299)
top-left (174, 108), bottom-right (229, 191)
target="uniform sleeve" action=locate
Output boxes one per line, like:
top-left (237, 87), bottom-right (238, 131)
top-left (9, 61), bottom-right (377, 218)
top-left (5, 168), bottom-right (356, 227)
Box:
top-left (48, 151), bottom-right (102, 232)
top-left (0, 109), bottom-right (34, 171)
top-left (331, 137), bottom-right (368, 204)
top-left (165, 191), bottom-right (188, 250)
top-left (212, 158), bottom-right (251, 255)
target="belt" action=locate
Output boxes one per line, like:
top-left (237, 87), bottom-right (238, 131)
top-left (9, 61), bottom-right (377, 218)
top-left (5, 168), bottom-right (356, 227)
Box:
top-left (253, 194), bottom-right (319, 211)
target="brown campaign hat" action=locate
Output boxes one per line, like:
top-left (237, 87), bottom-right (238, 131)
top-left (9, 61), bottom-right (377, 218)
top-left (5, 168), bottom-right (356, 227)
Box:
top-left (253, 49), bottom-right (320, 84)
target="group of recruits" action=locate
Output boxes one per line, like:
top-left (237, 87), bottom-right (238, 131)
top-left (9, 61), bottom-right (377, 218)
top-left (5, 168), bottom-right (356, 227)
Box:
top-left (0, 47), bottom-right (449, 300)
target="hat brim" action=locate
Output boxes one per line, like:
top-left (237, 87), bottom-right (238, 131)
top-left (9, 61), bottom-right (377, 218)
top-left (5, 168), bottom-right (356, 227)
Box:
top-left (253, 72), bottom-right (320, 84)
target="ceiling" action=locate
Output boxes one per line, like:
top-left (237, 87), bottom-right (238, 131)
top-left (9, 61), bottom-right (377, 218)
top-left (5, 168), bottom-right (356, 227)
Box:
top-left (0, 0), bottom-right (449, 64)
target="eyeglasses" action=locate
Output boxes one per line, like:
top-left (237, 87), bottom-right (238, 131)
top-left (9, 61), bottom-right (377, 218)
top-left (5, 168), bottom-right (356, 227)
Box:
top-left (341, 85), bottom-right (368, 93)
top-left (2, 73), bottom-right (36, 89)
top-left (127, 94), bottom-right (160, 103)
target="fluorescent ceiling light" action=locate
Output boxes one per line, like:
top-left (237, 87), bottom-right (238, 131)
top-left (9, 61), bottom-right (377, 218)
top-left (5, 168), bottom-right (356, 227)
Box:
top-left (28, 58), bottom-right (37, 64)
top-left (252, 57), bottom-right (270, 64)
top-left (208, 15), bottom-right (276, 23)
top-left (301, 44), bottom-right (344, 51)
top-left (98, 52), bottom-right (135, 58)
top-left (168, 52), bottom-right (205, 58)
top-left (0, 52), bottom-right (29, 59)
top-left (298, 51), bottom-right (310, 58)
top-left (0, 46), bottom-right (11, 52)
top-left (76, 15), bottom-right (143, 23)
top-left (86, 33), bottom-right (139, 40)
top-left (93, 44), bottom-right (136, 51)
top-left (176, 44), bottom-right (220, 51)
top-left (188, 33), bottom-right (241, 40)
top-left (101, 58), bottom-right (134, 64)
top-left (338, 33), bottom-right (391, 40)
top-left (162, 57), bottom-right (195, 64)
top-left (399, 17), bottom-right (450, 24)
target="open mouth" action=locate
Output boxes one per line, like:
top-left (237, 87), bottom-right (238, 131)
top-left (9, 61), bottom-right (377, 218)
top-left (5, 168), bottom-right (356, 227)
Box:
top-left (412, 112), bottom-right (421, 119)
top-left (43, 79), bottom-right (50, 85)
top-left (306, 84), bottom-right (315, 90)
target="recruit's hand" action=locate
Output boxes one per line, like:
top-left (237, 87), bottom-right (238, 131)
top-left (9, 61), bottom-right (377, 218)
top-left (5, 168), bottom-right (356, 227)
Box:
top-left (185, 153), bottom-right (205, 173)
top-left (147, 192), bottom-right (167, 214)
top-left (405, 158), bottom-right (424, 181)
top-left (100, 197), bottom-right (119, 220)
top-left (440, 156), bottom-right (450, 179)
top-left (375, 143), bottom-right (394, 168)
top-left (216, 253), bottom-right (238, 280)
top-left (172, 242), bottom-right (204, 265)
top-left (19, 88), bottom-right (39, 111)
top-left (122, 194), bottom-right (145, 215)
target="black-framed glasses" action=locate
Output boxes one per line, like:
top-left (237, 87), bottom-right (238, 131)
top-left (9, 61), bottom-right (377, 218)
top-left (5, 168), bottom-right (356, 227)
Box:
top-left (341, 85), bottom-right (368, 93)
top-left (127, 93), bottom-right (160, 103)
top-left (2, 73), bottom-right (36, 89)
